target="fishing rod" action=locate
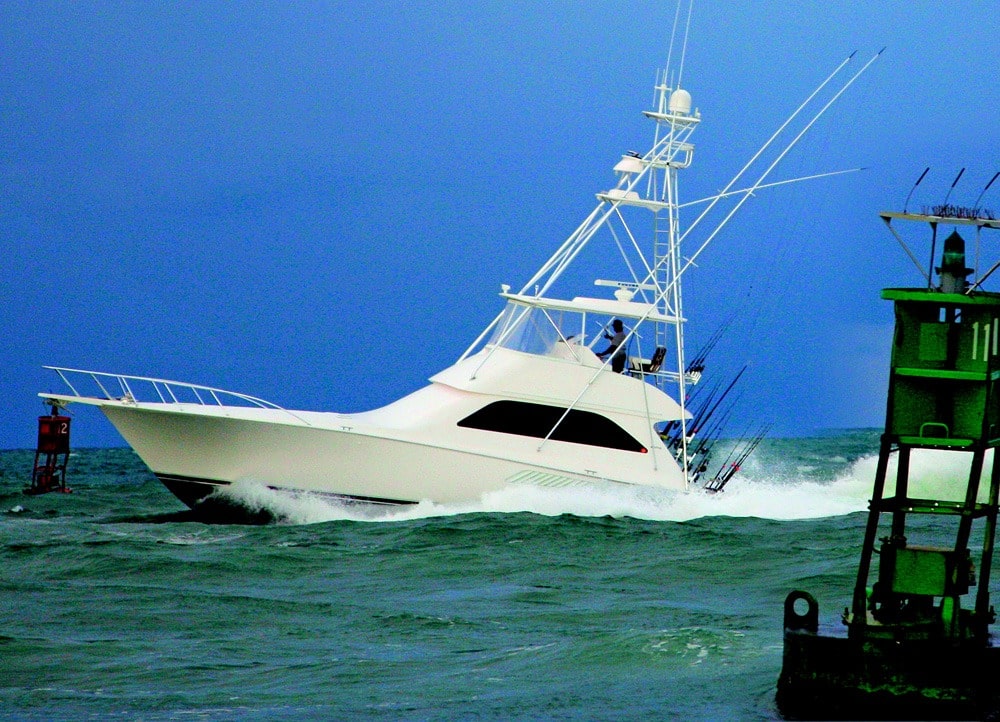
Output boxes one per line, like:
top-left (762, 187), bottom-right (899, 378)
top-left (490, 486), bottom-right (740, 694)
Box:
top-left (661, 375), bottom-right (722, 443)
top-left (675, 376), bottom-right (724, 431)
top-left (705, 422), bottom-right (771, 492)
top-left (691, 395), bottom-right (742, 455)
top-left (687, 365), bottom-right (747, 438)
top-left (664, 389), bottom-right (715, 448)
top-left (687, 421), bottom-right (730, 480)
top-left (713, 425), bottom-right (770, 490)
top-left (687, 398), bottom-right (745, 479)
top-left (666, 372), bottom-right (744, 459)
top-left (686, 312), bottom-right (738, 374)
top-left (664, 364), bottom-right (745, 451)
top-left (689, 394), bottom-right (738, 452)
top-left (704, 426), bottom-right (748, 489)
top-left (709, 417), bottom-right (760, 474)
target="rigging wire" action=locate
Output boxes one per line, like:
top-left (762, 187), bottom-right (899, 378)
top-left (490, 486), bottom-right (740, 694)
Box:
top-left (663, 0), bottom-right (683, 87)
top-left (677, 0), bottom-right (695, 88)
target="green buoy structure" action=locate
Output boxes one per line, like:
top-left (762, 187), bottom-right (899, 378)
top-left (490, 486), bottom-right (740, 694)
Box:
top-left (777, 206), bottom-right (1000, 720)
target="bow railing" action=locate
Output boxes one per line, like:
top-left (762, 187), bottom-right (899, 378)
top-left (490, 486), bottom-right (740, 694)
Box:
top-left (42, 366), bottom-right (312, 425)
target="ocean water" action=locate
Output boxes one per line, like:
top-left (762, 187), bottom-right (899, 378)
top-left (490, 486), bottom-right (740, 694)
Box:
top-left (1, 430), bottom-right (992, 721)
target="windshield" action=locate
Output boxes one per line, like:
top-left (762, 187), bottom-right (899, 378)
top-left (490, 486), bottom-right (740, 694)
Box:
top-left (486, 302), bottom-right (588, 355)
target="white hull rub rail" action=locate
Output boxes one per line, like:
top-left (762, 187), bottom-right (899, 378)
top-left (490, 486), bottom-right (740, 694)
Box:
top-left (41, 366), bottom-right (313, 426)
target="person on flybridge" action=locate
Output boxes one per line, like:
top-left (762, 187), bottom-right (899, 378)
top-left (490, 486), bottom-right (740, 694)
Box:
top-left (597, 319), bottom-right (627, 373)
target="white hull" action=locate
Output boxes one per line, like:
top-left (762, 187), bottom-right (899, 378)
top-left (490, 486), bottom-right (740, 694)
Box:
top-left (90, 401), bottom-right (685, 508)
top-left (47, 345), bottom-right (689, 507)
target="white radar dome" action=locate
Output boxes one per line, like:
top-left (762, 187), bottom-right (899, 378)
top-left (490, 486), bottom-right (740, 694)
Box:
top-left (668, 88), bottom-right (692, 115)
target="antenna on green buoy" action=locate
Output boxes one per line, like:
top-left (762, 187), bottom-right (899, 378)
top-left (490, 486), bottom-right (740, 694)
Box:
top-left (927, 169), bottom-right (968, 289)
top-left (973, 171), bottom-right (999, 214)
top-left (903, 166), bottom-right (929, 213)
top-left (943, 166), bottom-right (966, 208)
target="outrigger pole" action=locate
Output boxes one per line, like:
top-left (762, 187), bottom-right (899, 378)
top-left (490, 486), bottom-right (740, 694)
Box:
top-left (671, 49), bottom-right (885, 284)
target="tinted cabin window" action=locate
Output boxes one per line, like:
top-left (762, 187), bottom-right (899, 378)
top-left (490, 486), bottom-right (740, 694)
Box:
top-left (458, 400), bottom-right (647, 453)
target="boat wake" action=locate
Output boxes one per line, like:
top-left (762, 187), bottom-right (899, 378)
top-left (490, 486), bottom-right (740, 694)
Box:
top-left (205, 460), bottom-right (869, 525)
top-left (206, 447), bottom-right (997, 526)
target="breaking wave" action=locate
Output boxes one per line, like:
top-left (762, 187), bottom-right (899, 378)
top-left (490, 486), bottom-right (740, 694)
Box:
top-left (210, 444), bottom-right (995, 526)
top-left (210, 461), bottom-right (868, 526)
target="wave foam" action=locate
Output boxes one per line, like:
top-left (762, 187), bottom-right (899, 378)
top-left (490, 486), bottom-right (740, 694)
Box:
top-left (211, 448), bottom-right (994, 525)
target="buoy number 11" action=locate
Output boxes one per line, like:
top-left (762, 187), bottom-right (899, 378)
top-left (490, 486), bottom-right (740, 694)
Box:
top-left (972, 319), bottom-right (999, 361)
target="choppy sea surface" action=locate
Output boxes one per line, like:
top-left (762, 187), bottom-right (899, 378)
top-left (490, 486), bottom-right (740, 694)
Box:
top-left (2, 430), bottom-right (993, 720)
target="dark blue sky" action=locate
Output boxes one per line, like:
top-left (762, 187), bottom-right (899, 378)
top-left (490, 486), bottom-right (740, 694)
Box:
top-left (3, 1), bottom-right (999, 448)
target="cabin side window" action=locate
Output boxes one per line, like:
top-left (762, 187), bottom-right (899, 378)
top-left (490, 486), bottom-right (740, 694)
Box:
top-left (457, 400), bottom-right (648, 453)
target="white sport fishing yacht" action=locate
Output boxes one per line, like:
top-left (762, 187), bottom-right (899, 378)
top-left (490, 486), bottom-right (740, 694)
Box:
top-left (40, 32), bottom-right (877, 510)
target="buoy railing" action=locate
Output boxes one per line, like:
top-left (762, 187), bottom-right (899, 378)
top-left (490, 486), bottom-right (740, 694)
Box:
top-left (42, 366), bottom-right (312, 425)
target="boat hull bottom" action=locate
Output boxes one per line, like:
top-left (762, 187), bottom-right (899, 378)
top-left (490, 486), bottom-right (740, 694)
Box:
top-left (157, 474), bottom-right (417, 522)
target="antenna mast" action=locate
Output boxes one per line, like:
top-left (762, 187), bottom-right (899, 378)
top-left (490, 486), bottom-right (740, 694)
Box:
top-left (643, 0), bottom-right (701, 483)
